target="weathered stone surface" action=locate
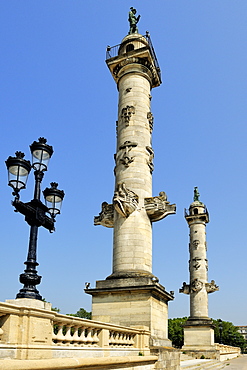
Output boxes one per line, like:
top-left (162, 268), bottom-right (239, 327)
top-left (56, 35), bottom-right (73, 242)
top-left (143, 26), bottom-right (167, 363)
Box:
top-left (181, 192), bottom-right (219, 355)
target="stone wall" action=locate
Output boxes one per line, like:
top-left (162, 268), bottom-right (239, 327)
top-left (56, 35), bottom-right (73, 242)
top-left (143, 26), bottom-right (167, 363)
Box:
top-left (151, 346), bottom-right (180, 370)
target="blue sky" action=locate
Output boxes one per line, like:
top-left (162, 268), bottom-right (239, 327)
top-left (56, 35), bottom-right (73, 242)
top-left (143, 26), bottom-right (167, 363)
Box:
top-left (0, 1), bottom-right (247, 325)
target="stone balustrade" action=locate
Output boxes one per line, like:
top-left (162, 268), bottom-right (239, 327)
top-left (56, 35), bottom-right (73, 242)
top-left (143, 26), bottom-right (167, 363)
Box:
top-left (215, 343), bottom-right (241, 360)
top-left (52, 313), bottom-right (143, 348)
top-left (0, 299), bottom-right (151, 362)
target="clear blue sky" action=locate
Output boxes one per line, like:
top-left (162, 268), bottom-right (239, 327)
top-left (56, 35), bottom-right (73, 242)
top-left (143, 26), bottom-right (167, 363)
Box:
top-left (0, 1), bottom-right (247, 325)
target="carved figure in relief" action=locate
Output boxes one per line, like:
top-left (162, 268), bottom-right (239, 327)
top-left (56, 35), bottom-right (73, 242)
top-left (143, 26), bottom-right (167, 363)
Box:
top-left (190, 278), bottom-right (203, 293)
top-left (121, 106), bottom-right (135, 125)
top-left (94, 202), bottom-right (114, 228)
top-left (128, 7), bottom-right (140, 34)
top-left (147, 112), bottom-right (154, 133)
top-left (119, 141), bottom-right (137, 167)
top-left (192, 257), bottom-right (201, 270)
top-left (146, 146), bottom-right (154, 173)
top-left (205, 259), bottom-right (208, 271)
top-left (206, 280), bottom-right (219, 293)
top-left (113, 183), bottom-right (139, 217)
top-left (145, 191), bottom-right (176, 222)
top-left (192, 240), bottom-right (200, 249)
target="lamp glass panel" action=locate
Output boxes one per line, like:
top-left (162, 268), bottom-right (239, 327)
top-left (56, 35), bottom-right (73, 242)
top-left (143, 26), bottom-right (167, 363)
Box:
top-left (8, 165), bottom-right (29, 190)
top-left (45, 194), bottom-right (62, 216)
top-left (32, 149), bottom-right (51, 171)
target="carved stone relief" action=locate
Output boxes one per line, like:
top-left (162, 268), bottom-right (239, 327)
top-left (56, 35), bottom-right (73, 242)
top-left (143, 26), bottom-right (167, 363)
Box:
top-left (146, 146), bottom-right (154, 173)
top-left (118, 141), bottom-right (137, 167)
top-left (206, 280), bottom-right (219, 293)
top-left (192, 240), bottom-right (200, 250)
top-left (113, 182), bottom-right (139, 217)
top-left (147, 112), bottom-right (154, 133)
top-left (192, 257), bottom-right (201, 270)
top-left (94, 202), bottom-right (114, 228)
top-left (145, 191), bottom-right (176, 222)
top-left (179, 282), bottom-right (190, 295)
top-left (121, 105), bottom-right (135, 126)
top-left (205, 259), bottom-right (208, 271)
top-left (190, 279), bottom-right (203, 293)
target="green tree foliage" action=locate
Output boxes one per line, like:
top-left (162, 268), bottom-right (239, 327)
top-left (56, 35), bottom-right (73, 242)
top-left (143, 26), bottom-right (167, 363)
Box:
top-left (168, 317), bottom-right (188, 348)
top-left (213, 319), bottom-right (246, 353)
top-left (67, 308), bottom-right (92, 320)
top-left (168, 317), bottom-right (246, 353)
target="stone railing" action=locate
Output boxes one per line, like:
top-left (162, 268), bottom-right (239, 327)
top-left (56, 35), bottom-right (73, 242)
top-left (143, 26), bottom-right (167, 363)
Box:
top-left (215, 343), bottom-right (241, 360)
top-left (0, 299), bottom-right (151, 362)
top-left (52, 312), bottom-right (145, 348)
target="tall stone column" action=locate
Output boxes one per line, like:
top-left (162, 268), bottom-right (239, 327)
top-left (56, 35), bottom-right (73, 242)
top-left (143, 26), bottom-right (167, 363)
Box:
top-left (180, 187), bottom-right (219, 357)
top-left (86, 13), bottom-right (176, 346)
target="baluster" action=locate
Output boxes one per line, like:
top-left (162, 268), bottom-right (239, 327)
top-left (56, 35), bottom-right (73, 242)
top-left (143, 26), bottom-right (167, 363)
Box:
top-left (92, 329), bottom-right (100, 346)
top-left (109, 330), bottom-right (113, 346)
top-left (56, 324), bottom-right (65, 345)
top-left (123, 333), bottom-right (128, 346)
top-left (85, 328), bottom-right (94, 346)
top-left (130, 334), bottom-right (135, 346)
top-left (126, 333), bottom-right (131, 346)
top-left (110, 331), bottom-right (116, 346)
top-left (78, 327), bottom-right (86, 346)
top-left (71, 326), bottom-right (80, 346)
top-left (115, 332), bottom-right (121, 346)
top-left (63, 325), bottom-right (72, 345)
top-left (120, 332), bottom-right (125, 346)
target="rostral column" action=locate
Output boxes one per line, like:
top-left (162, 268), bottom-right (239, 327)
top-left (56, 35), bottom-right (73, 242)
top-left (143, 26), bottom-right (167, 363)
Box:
top-left (86, 9), bottom-right (176, 345)
top-left (180, 187), bottom-right (219, 356)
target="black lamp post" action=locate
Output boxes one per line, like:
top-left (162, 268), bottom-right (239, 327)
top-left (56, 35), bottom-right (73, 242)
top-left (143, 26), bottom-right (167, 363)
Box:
top-left (6, 137), bottom-right (65, 300)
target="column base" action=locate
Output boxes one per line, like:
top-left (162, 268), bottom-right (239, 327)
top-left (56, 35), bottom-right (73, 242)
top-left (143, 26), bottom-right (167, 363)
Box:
top-left (85, 276), bottom-right (174, 346)
top-left (182, 317), bottom-right (217, 359)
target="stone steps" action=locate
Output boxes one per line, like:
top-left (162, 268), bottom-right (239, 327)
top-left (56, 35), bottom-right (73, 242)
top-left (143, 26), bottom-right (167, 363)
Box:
top-left (180, 359), bottom-right (226, 370)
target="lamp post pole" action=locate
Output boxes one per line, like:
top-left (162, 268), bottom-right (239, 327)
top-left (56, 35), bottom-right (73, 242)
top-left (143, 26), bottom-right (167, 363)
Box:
top-left (6, 137), bottom-right (64, 300)
top-left (17, 170), bottom-right (45, 300)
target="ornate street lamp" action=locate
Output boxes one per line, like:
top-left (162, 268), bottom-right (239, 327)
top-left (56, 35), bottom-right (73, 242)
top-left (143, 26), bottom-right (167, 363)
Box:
top-left (6, 137), bottom-right (65, 300)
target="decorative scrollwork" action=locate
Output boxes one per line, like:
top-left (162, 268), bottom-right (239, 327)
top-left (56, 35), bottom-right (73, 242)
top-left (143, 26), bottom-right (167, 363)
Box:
top-left (94, 202), bottom-right (114, 228)
top-left (205, 280), bottom-right (219, 293)
top-left (113, 183), bottom-right (139, 217)
top-left (146, 146), bottom-right (154, 173)
top-left (192, 257), bottom-right (201, 270)
top-left (118, 141), bottom-right (138, 167)
top-left (190, 278), bottom-right (203, 293)
top-left (147, 112), bottom-right (154, 133)
top-left (121, 105), bottom-right (135, 126)
top-left (144, 191), bottom-right (176, 222)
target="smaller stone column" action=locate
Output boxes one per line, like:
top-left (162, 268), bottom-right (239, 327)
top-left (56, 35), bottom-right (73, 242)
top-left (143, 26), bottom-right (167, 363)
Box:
top-left (179, 187), bottom-right (219, 358)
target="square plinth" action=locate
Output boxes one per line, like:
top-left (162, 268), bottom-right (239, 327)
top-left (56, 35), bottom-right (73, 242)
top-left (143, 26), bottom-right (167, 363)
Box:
top-left (86, 276), bottom-right (174, 346)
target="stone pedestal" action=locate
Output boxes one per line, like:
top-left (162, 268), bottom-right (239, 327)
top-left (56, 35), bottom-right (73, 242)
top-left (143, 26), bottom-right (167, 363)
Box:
top-left (183, 318), bottom-right (215, 349)
top-left (2, 298), bottom-right (54, 360)
top-left (182, 318), bottom-right (217, 358)
top-left (86, 276), bottom-right (174, 346)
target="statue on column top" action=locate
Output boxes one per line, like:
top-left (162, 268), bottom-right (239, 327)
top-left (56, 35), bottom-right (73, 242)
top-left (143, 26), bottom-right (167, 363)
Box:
top-left (128, 7), bottom-right (141, 34)
top-left (194, 186), bottom-right (200, 202)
